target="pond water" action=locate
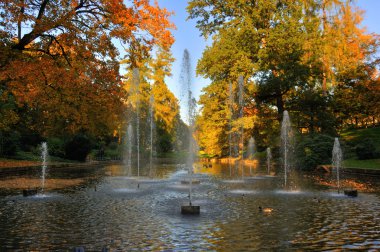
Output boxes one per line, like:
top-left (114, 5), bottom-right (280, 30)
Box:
top-left (0, 161), bottom-right (379, 251)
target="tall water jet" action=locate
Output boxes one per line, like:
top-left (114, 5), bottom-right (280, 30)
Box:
top-left (126, 124), bottom-right (133, 176)
top-left (40, 142), bottom-right (48, 193)
top-left (132, 68), bottom-right (140, 177)
top-left (266, 147), bottom-right (272, 175)
top-left (180, 49), bottom-right (199, 214)
top-left (228, 81), bottom-right (233, 176)
top-left (149, 94), bottom-right (155, 177)
top-left (238, 76), bottom-right (244, 159)
top-left (238, 76), bottom-right (245, 179)
top-left (332, 138), bottom-right (343, 193)
top-left (247, 137), bottom-right (255, 176)
top-left (281, 111), bottom-right (293, 188)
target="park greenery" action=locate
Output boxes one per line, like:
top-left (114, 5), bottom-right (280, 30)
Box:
top-left (0, 0), bottom-right (186, 161)
top-left (188, 0), bottom-right (380, 168)
top-left (0, 0), bottom-right (379, 169)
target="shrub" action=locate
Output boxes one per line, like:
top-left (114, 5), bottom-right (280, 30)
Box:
top-left (295, 134), bottom-right (334, 170)
top-left (157, 133), bottom-right (172, 153)
top-left (19, 133), bottom-right (43, 152)
top-left (0, 131), bottom-right (21, 156)
top-left (104, 142), bottom-right (122, 159)
top-left (47, 137), bottom-right (66, 158)
top-left (355, 138), bottom-right (378, 160)
top-left (65, 133), bottom-right (93, 161)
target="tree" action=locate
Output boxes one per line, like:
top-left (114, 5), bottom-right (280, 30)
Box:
top-left (188, 0), bottom-right (379, 156)
top-left (0, 0), bottom-right (174, 138)
top-left (189, 0), bottom-right (312, 120)
top-left (151, 48), bottom-right (180, 152)
top-left (196, 80), bottom-right (229, 156)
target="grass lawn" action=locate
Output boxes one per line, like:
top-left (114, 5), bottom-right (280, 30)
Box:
top-left (341, 127), bottom-right (380, 150)
top-left (0, 151), bottom-right (77, 168)
top-left (343, 159), bottom-right (380, 170)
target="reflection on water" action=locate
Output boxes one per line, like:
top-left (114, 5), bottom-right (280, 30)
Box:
top-left (0, 161), bottom-right (379, 251)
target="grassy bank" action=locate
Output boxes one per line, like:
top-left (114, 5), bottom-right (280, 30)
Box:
top-left (341, 127), bottom-right (380, 150)
top-left (338, 127), bottom-right (380, 170)
top-left (343, 159), bottom-right (380, 170)
top-left (0, 151), bottom-right (79, 168)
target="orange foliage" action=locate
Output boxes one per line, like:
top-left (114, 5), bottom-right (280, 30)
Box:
top-left (0, 0), bottom-right (175, 136)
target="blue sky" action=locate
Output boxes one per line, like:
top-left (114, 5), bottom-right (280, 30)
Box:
top-left (157, 0), bottom-right (380, 120)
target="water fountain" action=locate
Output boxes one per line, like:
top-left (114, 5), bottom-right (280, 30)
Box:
top-left (180, 49), bottom-right (200, 214)
top-left (23, 142), bottom-right (48, 196)
top-left (247, 137), bottom-right (255, 176)
top-left (133, 68), bottom-right (140, 178)
top-left (238, 76), bottom-right (244, 176)
top-left (332, 138), bottom-right (357, 196)
top-left (228, 81), bottom-right (233, 176)
top-left (126, 124), bottom-right (133, 177)
top-left (281, 110), bottom-right (293, 189)
top-left (332, 137), bottom-right (342, 193)
top-left (266, 147), bottom-right (272, 175)
top-left (40, 142), bottom-right (48, 193)
top-left (149, 94), bottom-right (155, 177)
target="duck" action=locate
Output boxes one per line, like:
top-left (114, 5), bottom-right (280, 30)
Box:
top-left (312, 197), bottom-right (320, 203)
top-left (259, 206), bottom-right (274, 213)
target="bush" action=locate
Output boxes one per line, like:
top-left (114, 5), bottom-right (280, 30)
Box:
top-left (157, 133), bottom-right (172, 153)
top-left (296, 134), bottom-right (334, 170)
top-left (65, 133), bottom-right (93, 161)
top-left (104, 142), bottom-right (122, 159)
top-left (0, 131), bottom-right (21, 156)
top-left (47, 137), bottom-right (66, 158)
top-left (355, 138), bottom-right (378, 160)
top-left (19, 133), bottom-right (43, 152)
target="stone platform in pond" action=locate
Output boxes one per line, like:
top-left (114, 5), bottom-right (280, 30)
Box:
top-left (344, 190), bottom-right (358, 197)
top-left (181, 205), bottom-right (200, 214)
top-left (180, 180), bottom-right (200, 185)
top-left (23, 189), bottom-right (38, 197)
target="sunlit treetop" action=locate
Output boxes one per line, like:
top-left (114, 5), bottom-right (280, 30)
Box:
top-left (1, 0), bottom-right (175, 60)
top-left (0, 0), bottom-right (175, 136)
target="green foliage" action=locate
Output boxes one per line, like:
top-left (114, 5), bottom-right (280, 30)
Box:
top-left (296, 134), bottom-right (334, 170)
top-left (189, 0), bottom-right (378, 155)
top-left (47, 137), bottom-right (66, 158)
top-left (157, 131), bottom-right (173, 153)
top-left (65, 133), bottom-right (93, 161)
top-left (355, 138), bottom-right (378, 160)
top-left (19, 133), bottom-right (44, 152)
top-left (0, 131), bottom-right (21, 156)
top-left (343, 159), bottom-right (380, 170)
top-left (104, 142), bottom-right (122, 159)
top-left (288, 89), bottom-right (336, 134)
top-left (341, 127), bottom-right (380, 151)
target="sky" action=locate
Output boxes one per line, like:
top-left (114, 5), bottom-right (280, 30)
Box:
top-left (157, 0), bottom-right (380, 106)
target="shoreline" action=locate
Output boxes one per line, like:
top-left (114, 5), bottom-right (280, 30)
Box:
top-left (0, 160), bottom-right (121, 176)
top-left (316, 165), bottom-right (380, 176)
top-left (1, 158), bottom-right (379, 176)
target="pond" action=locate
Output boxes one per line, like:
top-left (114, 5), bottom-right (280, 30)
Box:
top-left (0, 161), bottom-right (379, 251)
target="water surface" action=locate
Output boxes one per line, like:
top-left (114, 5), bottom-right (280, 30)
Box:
top-left (0, 162), bottom-right (379, 251)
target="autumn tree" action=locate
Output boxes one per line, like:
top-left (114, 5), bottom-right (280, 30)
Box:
top-left (188, 0), bottom-right (379, 156)
top-left (0, 0), bottom-right (174, 140)
top-left (150, 47), bottom-right (180, 153)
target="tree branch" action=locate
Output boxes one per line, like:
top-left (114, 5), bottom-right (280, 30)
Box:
top-left (37, 34), bottom-right (72, 67)
top-left (37, 0), bottom-right (50, 20)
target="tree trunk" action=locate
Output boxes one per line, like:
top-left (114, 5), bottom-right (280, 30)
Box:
top-left (276, 94), bottom-right (284, 123)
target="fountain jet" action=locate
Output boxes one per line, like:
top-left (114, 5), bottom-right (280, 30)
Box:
top-left (180, 49), bottom-right (199, 214)
top-left (40, 142), bottom-right (48, 193)
top-left (266, 147), bottom-right (272, 175)
top-left (126, 124), bottom-right (133, 177)
top-left (332, 137), bottom-right (342, 193)
top-left (247, 137), bottom-right (255, 176)
top-left (281, 111), bottom-right (293, 188)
